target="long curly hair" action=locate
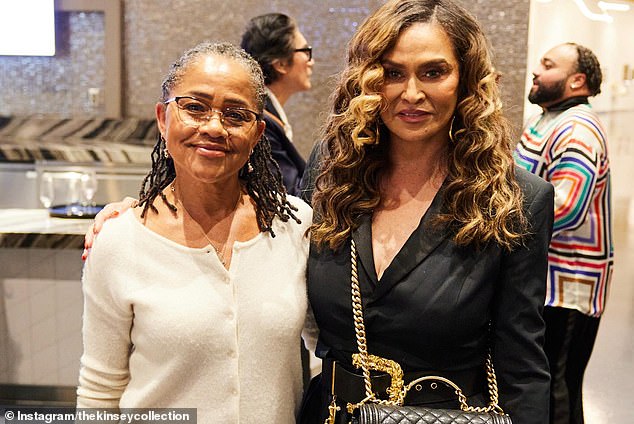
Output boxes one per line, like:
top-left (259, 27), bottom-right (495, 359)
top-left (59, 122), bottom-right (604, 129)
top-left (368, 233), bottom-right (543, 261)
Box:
top-left (310, 0), bottom-right (527, 251)
top-left (137, 42), bottom-right (299, 236)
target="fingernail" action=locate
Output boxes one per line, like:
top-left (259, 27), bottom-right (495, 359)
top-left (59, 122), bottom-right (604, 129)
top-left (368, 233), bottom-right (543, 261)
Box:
top-left (82, 250), bottom-right (88, 261)
top-left (112, 210), bottom-right (120, 217)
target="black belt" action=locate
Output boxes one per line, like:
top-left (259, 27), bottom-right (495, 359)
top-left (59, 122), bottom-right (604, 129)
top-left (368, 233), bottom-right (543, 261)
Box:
top-left (321, 358), bottom-right (486, 405)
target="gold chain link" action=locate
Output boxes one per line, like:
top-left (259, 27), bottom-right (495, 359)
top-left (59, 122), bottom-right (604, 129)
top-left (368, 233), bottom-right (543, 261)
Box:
top-left (349, 241), bottom-right (375, 399)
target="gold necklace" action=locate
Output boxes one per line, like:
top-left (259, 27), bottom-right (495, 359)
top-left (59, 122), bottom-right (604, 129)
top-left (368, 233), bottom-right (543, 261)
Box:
top-left (171, 183), bottom-right (241, 266)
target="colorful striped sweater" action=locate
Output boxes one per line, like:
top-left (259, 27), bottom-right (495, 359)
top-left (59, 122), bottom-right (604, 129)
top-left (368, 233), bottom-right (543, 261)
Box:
top-left (514, 102), bottom-right (613, 317)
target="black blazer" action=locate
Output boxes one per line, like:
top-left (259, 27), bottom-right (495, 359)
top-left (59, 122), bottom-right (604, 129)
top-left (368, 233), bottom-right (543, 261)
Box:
top-left (301, 166), bottom-right (554, 424)
top-left (263, 95), bottom-right (306, 196)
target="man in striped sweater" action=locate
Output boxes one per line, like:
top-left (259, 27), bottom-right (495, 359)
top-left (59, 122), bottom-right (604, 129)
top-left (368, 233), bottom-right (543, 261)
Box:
top-left (514, 43), bottom-right (613, 424)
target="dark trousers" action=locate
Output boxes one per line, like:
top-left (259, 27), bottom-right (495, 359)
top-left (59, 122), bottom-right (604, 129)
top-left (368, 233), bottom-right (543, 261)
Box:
top-left (543, 306), bottom-right (601, 424)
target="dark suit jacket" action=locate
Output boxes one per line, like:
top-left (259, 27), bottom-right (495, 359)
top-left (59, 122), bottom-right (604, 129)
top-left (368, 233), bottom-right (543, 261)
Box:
top-left (300, 164), bottom-right (554, 424)
top-left (263, 95), bottom-right (306, 196)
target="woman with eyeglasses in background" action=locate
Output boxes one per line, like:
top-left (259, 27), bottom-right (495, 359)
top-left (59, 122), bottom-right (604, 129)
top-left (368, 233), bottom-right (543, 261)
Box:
top-left (76, 42), bottom-right (317, 423)
top-left (240, 13), bottom-right (314, 196)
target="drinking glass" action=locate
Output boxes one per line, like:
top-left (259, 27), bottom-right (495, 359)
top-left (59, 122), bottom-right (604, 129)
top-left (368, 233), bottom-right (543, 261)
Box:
top-left (81, 171), bottom-right (98, 206)
top-left (39, 172), bottom-right (55, 209)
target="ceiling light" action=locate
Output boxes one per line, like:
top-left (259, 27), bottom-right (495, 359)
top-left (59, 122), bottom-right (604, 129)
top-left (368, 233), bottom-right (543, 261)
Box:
top-left (574, 0), bottom-right (614, 22)
top-left (598, 1), bottom-right (631, 11)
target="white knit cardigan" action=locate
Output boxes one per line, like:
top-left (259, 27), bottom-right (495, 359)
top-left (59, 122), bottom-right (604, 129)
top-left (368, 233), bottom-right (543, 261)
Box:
top-left (77, 197), bottom-right (317, 423)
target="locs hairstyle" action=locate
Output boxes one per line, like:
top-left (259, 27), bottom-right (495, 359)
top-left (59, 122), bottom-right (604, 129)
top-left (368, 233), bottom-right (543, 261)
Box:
top-left (137, 41), bottom-right (299, 236)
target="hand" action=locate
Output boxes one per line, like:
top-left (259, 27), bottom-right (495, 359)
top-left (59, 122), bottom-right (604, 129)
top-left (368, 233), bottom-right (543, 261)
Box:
top-left (82, 197), bottom-right (139, 260)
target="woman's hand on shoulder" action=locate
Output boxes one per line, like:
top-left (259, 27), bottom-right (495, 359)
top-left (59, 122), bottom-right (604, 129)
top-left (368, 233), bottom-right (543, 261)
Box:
top-left (82, 197), bottom-right (139, 260)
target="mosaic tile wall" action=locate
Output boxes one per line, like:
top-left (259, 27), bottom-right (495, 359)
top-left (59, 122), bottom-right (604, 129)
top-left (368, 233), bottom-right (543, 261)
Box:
top-left (0, 11), bottom-right (106, 118)
top-left (0, 0), bottom-right (530, 157)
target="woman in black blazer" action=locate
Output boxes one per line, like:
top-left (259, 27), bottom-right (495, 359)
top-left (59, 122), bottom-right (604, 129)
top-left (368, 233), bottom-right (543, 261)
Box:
top-left (299, 1), bottom-right (553, 423)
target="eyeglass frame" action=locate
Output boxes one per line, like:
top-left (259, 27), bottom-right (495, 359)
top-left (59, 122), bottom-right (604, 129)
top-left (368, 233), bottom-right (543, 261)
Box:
top-left (164, 96), bottom-right (262, 130)
top-left (293, 46), bottom-right (312, 61)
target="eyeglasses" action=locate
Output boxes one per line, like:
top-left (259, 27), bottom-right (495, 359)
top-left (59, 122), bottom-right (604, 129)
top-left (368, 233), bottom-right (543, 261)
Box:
top-left (293, 46), bottom-right (312, 61)
top-left (164, 96), bottom-right (261, 130)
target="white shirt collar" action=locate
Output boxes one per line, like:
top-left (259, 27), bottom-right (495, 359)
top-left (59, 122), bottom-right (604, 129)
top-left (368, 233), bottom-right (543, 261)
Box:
top-left (265, 87), bottom-right (293, 141)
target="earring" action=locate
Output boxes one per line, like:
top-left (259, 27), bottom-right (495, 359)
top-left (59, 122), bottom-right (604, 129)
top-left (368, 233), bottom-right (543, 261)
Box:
top-left (247, 149), bottom-right (254, 173)
top-left (373, 120), bottom-right (381, 145)
top-left (160, 135), bottom-right (171, 159)
top-left (448, 115), bottom-right (456, 144)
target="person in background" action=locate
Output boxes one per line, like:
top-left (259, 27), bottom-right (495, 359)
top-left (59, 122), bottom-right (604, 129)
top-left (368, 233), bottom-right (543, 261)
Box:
top-left (76, 41), bottom-right (317, 423)
top-left (240, 13), bottom-right (313, 196)
top-left (514, 42), bottom-right (613, 424)
top-left (298, 0), bottom-right (553, 423)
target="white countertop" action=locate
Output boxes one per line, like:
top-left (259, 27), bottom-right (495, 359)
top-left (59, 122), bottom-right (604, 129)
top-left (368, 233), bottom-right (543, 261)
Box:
top-left (0, 209), bottom-right (91, 248)
top-left (0, 209), bottom-right (92, 234)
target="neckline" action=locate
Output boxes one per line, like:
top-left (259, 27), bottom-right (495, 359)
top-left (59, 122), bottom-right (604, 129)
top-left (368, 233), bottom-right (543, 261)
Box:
top-left (128, 208), bottom-right (266, 263)
top-left (353, 176), bottom-right (450, 287)
top-left (171, 183), bottom-right (242, 266)
top-left (544, 96), bottom-right (589, 112)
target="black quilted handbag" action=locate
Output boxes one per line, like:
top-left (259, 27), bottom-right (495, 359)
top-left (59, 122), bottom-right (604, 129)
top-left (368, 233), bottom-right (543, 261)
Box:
top-left (356, 403), bottom-right (512, 424)
top-left (326, 240), bottom-right (513, 424)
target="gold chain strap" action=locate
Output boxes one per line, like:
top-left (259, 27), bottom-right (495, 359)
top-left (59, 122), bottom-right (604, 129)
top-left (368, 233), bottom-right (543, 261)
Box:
top-left (350, 240), bottom-right (374, 399)
top-left (348, 239), bottom-right (505, 415)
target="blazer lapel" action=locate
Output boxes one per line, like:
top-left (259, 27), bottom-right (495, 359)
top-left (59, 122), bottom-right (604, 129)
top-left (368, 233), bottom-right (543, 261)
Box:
top-left (351, 214), bottom-right (379, 287)
top-left (370, 184), bottom-right (451, 301)
top-left (264, 109), bottom-right (286, 131)
top-left (264, 95), bottom-right (281, 120)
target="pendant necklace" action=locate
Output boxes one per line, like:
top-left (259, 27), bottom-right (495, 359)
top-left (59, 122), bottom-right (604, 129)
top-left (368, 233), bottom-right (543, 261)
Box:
top-left (171, 183), bottom-right (241, 266)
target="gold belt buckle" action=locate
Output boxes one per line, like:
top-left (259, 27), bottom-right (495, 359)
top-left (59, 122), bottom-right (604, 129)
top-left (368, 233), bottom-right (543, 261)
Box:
top-left (351, 353), bottom-right (406, 405)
